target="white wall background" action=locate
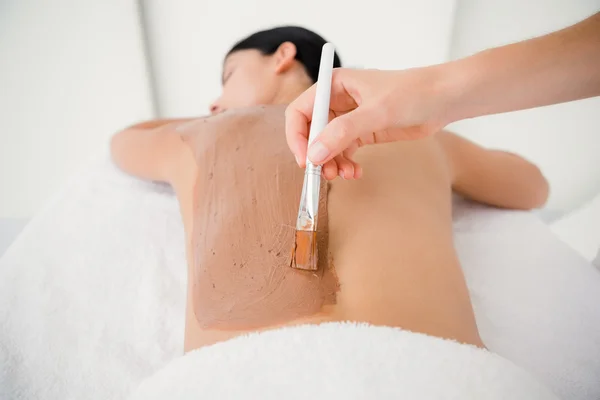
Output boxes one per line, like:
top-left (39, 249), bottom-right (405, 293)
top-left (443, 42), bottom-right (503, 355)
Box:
top-left (0, 0), bottom-right (154, 218)
top-left (449, 0), bottom-right (600, 213)
top-left (140, 0), bottom-right (457, 118)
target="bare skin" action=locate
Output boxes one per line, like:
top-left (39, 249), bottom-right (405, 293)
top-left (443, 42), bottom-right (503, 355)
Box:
top-left (111, 105), bottom-right (548, 353)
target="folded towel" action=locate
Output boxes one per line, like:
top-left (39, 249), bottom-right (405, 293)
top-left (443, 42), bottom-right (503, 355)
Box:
top-left (128, 322), bottom-right (559, 400)
top-left (1, 153), bottom-right (600, 400)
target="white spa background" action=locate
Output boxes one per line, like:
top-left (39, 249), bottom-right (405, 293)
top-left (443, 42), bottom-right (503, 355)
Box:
top-left (1, 0), bottom-right (599, 256)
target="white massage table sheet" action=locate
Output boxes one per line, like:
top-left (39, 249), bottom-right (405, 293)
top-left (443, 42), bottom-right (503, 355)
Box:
top-left (0, 154), bottom-right (599, 400)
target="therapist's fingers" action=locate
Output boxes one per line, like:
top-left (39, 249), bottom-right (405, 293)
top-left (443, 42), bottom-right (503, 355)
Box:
top-left (285, 84), bottom-right (317, 166)
top-left (321, 159), bottom-right (339, 180)
top-left (342, 145), bottom-right (362, 179)
top-left (332, 153), bottom-right (355, 180)
top-left (307, 105), bottom-right (388, 165)
top-left (319, 150), bottom-right (361, 181)
top-left (286, 69), bottom-right (358, 166)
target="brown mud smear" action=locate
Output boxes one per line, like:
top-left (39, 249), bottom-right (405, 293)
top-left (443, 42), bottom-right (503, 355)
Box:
top-left (182, 106), bottom-right (338, 330)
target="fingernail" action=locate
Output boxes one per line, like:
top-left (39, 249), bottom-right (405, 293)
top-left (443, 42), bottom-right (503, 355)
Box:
top-left (308, 142), bottom-right (330, 164)
top-left (294, 154), bottom-right (301, 166)
top-left (339, 170), bottom-right (345, 179)
top-left (356, 167), bottom-right (363, 179)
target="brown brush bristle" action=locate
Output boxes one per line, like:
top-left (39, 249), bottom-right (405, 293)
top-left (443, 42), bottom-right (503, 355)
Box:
top-left (290, 230), bottom-right (318, 271)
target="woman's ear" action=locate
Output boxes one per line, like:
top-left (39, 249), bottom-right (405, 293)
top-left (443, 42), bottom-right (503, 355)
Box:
top-left (273, 42), bottom-right (297, 74)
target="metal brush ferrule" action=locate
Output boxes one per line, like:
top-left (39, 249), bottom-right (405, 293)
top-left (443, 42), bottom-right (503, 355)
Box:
top-left (296, 162), bottom-right (322, 231)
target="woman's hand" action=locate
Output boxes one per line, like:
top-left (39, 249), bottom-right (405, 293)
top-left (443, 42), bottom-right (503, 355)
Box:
top-left (285, 66), bottom-right (452, 180)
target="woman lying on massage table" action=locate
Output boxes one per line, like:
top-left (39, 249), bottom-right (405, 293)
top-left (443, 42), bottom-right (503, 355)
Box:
top-left (111, 26), bottom-right (549, 353)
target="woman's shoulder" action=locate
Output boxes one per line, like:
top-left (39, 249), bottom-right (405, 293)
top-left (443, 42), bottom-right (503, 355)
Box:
top-left (177, 105), bottom-right (288, 158)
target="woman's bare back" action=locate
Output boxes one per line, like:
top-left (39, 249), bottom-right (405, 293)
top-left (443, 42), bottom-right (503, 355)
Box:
top-left (170, 106), bottom-right (482, 351)
top-left (112, 105), bottom-right (547, 353)
top-left (182, 107), bottom-right (338, 331)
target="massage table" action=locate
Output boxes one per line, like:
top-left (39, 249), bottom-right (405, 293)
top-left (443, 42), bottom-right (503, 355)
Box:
top-left (1, 152), bottom-right (599, 399)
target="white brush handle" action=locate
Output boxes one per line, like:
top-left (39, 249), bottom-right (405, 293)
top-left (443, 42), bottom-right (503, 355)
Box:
top-left (306, 43), bottom-right (335, 152)
top-left (296, 43), bottom-right (335, 231)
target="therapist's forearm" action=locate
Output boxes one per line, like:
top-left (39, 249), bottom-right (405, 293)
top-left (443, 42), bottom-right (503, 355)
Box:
top-left (443, 12), bottom-right (600, 123)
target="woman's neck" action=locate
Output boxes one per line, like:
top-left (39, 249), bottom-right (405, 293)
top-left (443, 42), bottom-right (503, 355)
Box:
top-left (273, 73), bottom-right (313, 105)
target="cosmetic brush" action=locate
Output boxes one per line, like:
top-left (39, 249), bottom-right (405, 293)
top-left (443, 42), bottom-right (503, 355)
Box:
top-left (291, 42), bottom-right (335, 271)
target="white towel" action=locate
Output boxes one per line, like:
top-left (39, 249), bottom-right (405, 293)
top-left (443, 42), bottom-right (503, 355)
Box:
top-left (550, 191), bottom-right (600, 261)
top-left (127, 323), bottom-right (559, 400)
top-left (0, 153), bottom-right (187, 399)
top-left (1, 152), bottom-right (600, 400)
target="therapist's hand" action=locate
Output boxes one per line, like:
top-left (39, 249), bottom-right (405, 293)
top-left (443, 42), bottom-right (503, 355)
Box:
top-left (285, 67), bottom-right (450, 179)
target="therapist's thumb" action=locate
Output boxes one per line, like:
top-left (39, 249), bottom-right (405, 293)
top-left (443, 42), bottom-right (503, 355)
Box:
top-left (307, 107), bottom-right (382, 165)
